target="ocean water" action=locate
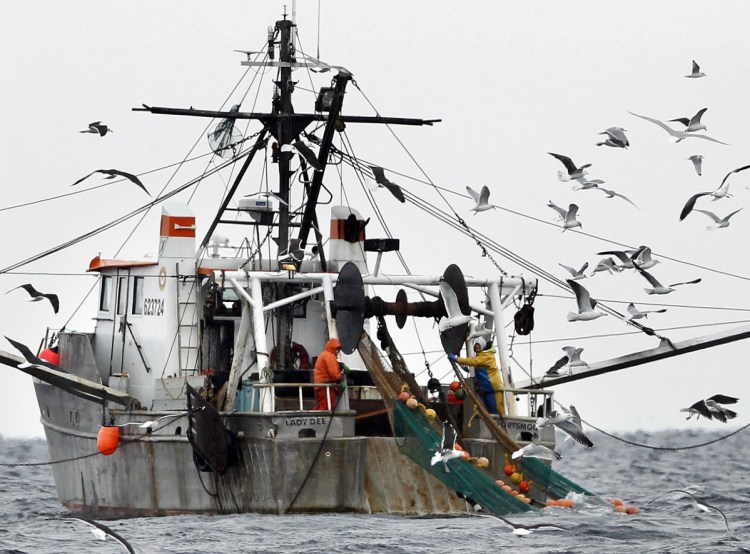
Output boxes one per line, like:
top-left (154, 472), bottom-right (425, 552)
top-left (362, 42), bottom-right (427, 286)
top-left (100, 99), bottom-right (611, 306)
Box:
top-left (1, 429), bottom-right (749, 553)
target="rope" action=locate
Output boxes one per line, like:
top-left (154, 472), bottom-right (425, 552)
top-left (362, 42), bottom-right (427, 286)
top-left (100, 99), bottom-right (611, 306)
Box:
top-left (581, 418), bottom-right (750, 451)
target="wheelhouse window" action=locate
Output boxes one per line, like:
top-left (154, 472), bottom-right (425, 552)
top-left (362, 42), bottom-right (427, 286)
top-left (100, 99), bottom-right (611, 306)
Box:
top-left (99, 276), bottom-right (112, 312)
top-left (132, 276), bottom-right (144, 315)
top-left (116, 277), bottom-right (128, 315)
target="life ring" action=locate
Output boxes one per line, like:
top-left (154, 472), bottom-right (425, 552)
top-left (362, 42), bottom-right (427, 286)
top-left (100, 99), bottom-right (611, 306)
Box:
top-left (270, 342), bottom-right (311, 370)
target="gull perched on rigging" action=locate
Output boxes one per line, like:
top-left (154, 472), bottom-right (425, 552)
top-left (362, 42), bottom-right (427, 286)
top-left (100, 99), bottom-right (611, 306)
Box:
top-left (466, 185), bottom-right (497, 213)
top-left (628, 111), bottom-right (728, 144)
top-left (558, 262), bottom-right (588, 280)
top-left (430, 421), bottom-right (464, 473)
top-left (72, 169), bottom-right (150, 196)
top-left (596, 126), bottom-right (629, 149)
top-left (548, 152), bottom-right (591, 182)
top-left (679, 164), bottom-right (750, 220)
top-left (62, 514), bottom-right (136, 553)
top-left (685, 60), bottom-right (707, 78)
top-left (438, 280), bottom-right (474, 333)
top-left (535, 405), bottom-right (594, 447)
top-left (80, 121), bottom-right (113, 136)
top-left (626, 302), bottom-right (667, 320)
top-left (7, 283), bottom-right (59, 313)
top-left (693, 208), bottom-right (743, 230)
top-left (566, 279), bottom-right (606, 322)
top-left (547, 201), bottom-right (581, 231)
top-left (633, 261), bottom-right (701, 295)
top-left (370, 166), bottom-right (406, 203)
top-left (688, 154), bottom-right (704, 176)
top-left (669, 108), bottom-right (709, 133)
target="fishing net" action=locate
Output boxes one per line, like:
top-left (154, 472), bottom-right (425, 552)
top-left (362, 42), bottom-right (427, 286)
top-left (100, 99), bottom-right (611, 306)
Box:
top-left (392, 400), bottom-right (593, 515)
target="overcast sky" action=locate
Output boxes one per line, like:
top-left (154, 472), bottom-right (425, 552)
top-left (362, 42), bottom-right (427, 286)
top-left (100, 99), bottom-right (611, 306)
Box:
top-left (2, 1), bottom-right (750, 439)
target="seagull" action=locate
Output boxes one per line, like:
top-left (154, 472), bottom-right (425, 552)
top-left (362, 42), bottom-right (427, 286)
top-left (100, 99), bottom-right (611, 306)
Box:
top-left (679, 164), bottom-right (750, 220)
top-left (591, 186), bottom-right (639, 208)
top-left (596, 126), bottom-right (629, 148)
top-left (547, 201), bottom-right (582, 231)
top-left (558, 262), bottom-right (588, 280)
top-left (681, 399), bottom-right (713, 421)
top-left (4, 336), bottom-right (59, 370)
top-left (628, 111), bottom-right (728, 144)
top-left (72, 169), bottom-right (150, 196)
top-left (512, 442), bottom-right (562, 461)
top-left (279, 238), bottom-right (318, 262)
top-left (597, 250), bottom-right (635, 270)
top-left (7, 283), bottom-right (59, 313)
top-left (561, 346), bottom-right (588, 370)
top-left (548, 152), bottom-right (591, 182)
top-left (693, 208), bottom-right (743, 230)
top-left (466, 185), bottom-right (497, 213)
top-left (590, 257), bottom-right (622, 276)
top-left (476, 513), bottom-right (567, 535)
top-left (630, 246), bottom-right (659, 270)
top-left (370, 166), bottom-right (406, 203)
top-left (632, 261), bottom-right (701, 295)
top-left (566, 279), bottom-right (606, 322)
top-left (430, 421), bottom-right (464, 473)
top-left (669, 108), bottom-right (709, 132)
top-left (648, 490), bottom-right (729, 534)
top-left (704, 395), bottom-right (739, 422)
top-left (438, 280), bottom-right (474, 333)
top-left (572, 177), bottom-right (604, 190)
top-left (626, 302), bottom-right (667, 320)
top-left (80, 121), bottom-right (113, 136)
top-left (545, 355), bottom-right (569, 377)
top-left (281, 140), bottom-right (322, 171)
top-left (688, 154), bottom-right (704, 176)
top-left (62, 514), bottom-right (136, 553)
top-left (685, 60), bottom-right (707, 78)
top-left (535, 405), bottom-right (594, 447)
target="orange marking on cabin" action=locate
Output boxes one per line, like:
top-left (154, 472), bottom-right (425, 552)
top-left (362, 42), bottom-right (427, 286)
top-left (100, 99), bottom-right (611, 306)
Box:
top-left (160, 215), bottom-right (196, 238)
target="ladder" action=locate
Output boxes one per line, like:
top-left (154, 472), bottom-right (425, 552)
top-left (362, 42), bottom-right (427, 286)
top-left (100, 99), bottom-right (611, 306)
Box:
top-left (175, 265), bottom-right (201, 375)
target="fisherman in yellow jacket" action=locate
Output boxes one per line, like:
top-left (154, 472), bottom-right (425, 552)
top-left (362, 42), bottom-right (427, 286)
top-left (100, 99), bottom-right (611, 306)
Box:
top-left (448, 337), bottom-right (504, 414)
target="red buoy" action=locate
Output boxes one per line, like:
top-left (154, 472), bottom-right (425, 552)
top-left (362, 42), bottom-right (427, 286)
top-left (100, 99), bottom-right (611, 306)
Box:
top-left (97, 425), bottom-right (120, 455)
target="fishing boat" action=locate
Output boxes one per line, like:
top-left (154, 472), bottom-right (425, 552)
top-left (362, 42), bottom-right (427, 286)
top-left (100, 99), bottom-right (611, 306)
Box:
top-left (3, 9), bottom-right (749, 519)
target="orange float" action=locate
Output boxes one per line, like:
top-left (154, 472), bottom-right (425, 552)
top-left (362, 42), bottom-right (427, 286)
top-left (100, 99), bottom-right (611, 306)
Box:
top-left (97, 425), bottom-right (120, 456)
top-left (518, 481), bottom-right (530, 493)
top-left (398, 391), bottom-right (411, 403)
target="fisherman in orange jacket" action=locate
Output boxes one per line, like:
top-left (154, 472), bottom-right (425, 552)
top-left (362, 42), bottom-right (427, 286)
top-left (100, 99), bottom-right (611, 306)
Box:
top-left (313, 338), bottom-right (349, 410)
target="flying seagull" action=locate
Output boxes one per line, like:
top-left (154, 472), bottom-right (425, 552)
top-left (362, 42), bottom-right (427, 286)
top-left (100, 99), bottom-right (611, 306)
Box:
top-left (430, 421), bottom-right (464, 473)
top-left (626, 302), bottom-right (667, 320)
top-left (62, 514), bottom-right (136, 553)
top-left (590, 257), bottom-right (622, 276)
top-left (566, 279), bottom-right (606, 321)
top-left (597, 250), bottom-right (635, 270)
top-left (591, 186), bottom-right (639, 208)
top-left (679, 164), bottom-right (750, 220)
top-left (512, 442), bottom-right (562, 461)
top-left (628, 111), bottom-right (728, 144)
top-left (693, 208), bottom-right (743, 230)
top-left (630, 246), bottom-right (659, 270)
top-left (548, 152), bottom-right (591, 182)
top-left (669, 108), bottom-right (709, 133)
top-left (633, 261), bottom-right (701, 295)
top-left (547, 346), bottom-right (587, 377)
top-left (535, 405), bottom-right (594, 447)
top-left (370, 166), bottom-right (406, 203)
top-left (688, 154), bottom-right (704, 176)
top-left (704, 394), bottom-right (739, 422)
top-left (72, 169), bottom-right (150, 196)
top-left (547, 201), bottom-right (582, 231)
top-left (466, 185), bottom-right (497, 213)
top-left (545, 354), bottom-right (569, 377)
top-left (4, 336), bottom-right (59, 370)
top-left (477, 513), bottom-right (566, 535)
top-left (648, 490), bottom-right (729, 534)
top-left (80, 121), bottom-right (113, 136)
top-left (596, 126), bottom-right (629, 148)
top-left (558, 262), bottom-right (588, 280)
top-left (685, 60), bottom-right (706, 78)
top-left (7, 283), bottom-right (59, 313)
top-left (681, 399), bottom-right (713, 421)
top-left (438, 280), bottom-right (474, 333)
top-left (281, 140), bottom-right (322, 171)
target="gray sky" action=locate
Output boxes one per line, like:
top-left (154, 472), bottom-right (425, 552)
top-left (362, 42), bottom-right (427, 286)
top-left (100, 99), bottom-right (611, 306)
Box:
top-left (2, 1), bottom-right (750, 438)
